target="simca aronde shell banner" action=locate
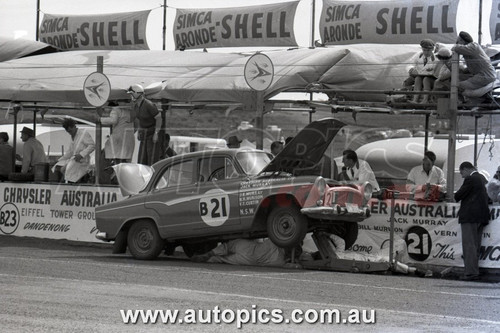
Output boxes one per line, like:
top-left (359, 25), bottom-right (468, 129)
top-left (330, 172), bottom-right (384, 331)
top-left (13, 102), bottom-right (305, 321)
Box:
top-left (320, 0), bottom-right (459, 45)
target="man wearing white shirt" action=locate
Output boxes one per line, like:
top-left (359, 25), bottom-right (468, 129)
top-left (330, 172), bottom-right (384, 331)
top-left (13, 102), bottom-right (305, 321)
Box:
top-left (341, 149), bottom-right (380, 192)
top-left (407, 151), bottom-right (446, 198)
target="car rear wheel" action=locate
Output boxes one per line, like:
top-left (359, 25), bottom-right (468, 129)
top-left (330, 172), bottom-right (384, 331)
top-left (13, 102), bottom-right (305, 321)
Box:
top-left (329, 222), bottom-right (358, 250)
top-left (127, 220), bottom-right (164, 260)
top-left (267, 206), bottom-right (308, 249)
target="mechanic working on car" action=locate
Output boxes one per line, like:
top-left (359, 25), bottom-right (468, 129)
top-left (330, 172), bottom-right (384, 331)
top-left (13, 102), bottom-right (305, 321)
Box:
top-left (190, 238), bottom-right (286, 267)
top-left (340, 149), bottom-right (380, 192)
top-left (127, 84), bottom-right (162, 166)
top-left (270, 140), bottom-right (284, 156)
top-left (407, 151), bottom-right (446, 200)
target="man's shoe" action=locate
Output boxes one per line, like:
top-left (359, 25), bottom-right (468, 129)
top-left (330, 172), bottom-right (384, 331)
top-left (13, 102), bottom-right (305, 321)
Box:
top-left (459, 275), bottom-right (480, 281)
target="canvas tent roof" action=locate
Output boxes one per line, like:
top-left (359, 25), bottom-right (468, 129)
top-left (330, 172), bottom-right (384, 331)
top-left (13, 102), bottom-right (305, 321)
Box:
top-left (0, 37), bottom-right (58, 62)
top-left (0, 44), bottom-right (420, 105)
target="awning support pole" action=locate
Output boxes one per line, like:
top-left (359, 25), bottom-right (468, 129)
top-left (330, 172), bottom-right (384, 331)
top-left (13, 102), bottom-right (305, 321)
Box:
top-left (446, 53), bottom-right (459, 201)
top-left (424, 113), bottom-right (430, 152)
top-left (255, 91), bottom-right (264, 150)
top-left (95, 56), bottom-right (103, 185)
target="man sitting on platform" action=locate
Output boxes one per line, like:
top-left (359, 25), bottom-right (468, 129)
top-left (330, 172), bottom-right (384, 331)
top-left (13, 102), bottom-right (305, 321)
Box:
top-left (407, 151), bottom-right (446, 200)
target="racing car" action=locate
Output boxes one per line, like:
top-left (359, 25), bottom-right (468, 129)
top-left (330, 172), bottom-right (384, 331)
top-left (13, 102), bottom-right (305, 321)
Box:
top-left (95, 118), bottom-right (373, 259)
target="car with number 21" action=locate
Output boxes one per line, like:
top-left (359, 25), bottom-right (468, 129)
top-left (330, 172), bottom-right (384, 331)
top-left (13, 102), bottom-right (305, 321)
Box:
top-left (95, 118), bottom-right (373, 259)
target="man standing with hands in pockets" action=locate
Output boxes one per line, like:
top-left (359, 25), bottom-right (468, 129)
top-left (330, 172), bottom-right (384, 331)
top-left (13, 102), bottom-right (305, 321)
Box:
top-left (127, 84), bottom-right (162, 166)
top-left (454, 162), bottom-right (490, 281)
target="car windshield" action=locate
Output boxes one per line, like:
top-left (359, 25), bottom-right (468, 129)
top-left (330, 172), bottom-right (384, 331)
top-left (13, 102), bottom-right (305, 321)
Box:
top-left (236, 151), bottom-right (271, 175)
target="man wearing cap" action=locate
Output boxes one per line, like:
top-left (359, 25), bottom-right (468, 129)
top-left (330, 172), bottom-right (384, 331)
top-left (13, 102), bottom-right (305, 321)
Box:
top-left (407, 151), bottom-right (446, 200)
top-left (433, 47), bottom-right (453, 92)
top-left (226, 135), bottom-right (242, 148)
top-left (407, 39), bottom-right (437, 104)
top-left (452, 31), bottom-right (496, 96)
top-left (19, 126), bottom-right (48, 175)
top-left (127, 84), bottom-right (162, 166)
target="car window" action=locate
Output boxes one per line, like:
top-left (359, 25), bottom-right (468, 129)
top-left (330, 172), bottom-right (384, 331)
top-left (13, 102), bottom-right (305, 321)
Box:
top-left (198, 157), bottom-right (239, 182)
top-left (155, 160), bottom-right (194, 190)
top-left (236, 151), bottom-right (272, 175)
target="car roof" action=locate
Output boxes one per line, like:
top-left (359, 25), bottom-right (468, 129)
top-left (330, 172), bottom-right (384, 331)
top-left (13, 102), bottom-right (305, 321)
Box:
top-left (151, 148), bottom-right (267, 168)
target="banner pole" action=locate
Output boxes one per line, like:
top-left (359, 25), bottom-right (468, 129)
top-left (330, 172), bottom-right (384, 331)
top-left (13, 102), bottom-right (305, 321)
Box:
top-left (36, 0), bottom-right (40, 41)
top-left (162, 0), bottom-right (167, 50)
top-left (310, 0), bottom-right (316, 48)
top-left (478, 0), bottom-right (483, 45)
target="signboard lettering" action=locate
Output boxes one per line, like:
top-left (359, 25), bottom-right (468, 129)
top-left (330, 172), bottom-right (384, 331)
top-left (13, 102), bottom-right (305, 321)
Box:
top-left (174, 2), bottom-right (298, 49)
top-left (39, 11), bottom-right (150, 50)
top-left (320, 0), bottom-right (458, 45)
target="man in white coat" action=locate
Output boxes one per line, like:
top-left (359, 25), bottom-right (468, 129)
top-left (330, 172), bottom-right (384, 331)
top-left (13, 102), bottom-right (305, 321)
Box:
top-left (55, 118), bottom-right (95, 183)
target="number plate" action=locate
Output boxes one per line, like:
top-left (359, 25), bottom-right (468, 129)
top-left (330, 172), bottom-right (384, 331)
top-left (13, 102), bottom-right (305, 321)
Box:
top-left (344, 203), bottom-right (359, 213)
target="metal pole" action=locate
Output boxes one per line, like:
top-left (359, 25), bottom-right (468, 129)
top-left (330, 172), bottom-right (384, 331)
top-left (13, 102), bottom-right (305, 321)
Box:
top-left (12, 111), bottom-right (18, 172)
top-left (388, 190), bottom-right (398, 269)
top-left (36, 0), bottom-right (40, 41)
top-left (474, 116), bottom-right (479, 167)
top-left (95, 56), bottom-right (103, 185)
top-left (478, 0), bottom-right (483, 45)
top-left (255, 91), bottom-right (264, 150)
top-left (310, 0), bottom-right (316, 48)
top-left (424, 113), bottom-right (430, 152)
top-left (446, 53), bottom-right (459, 201)
top-left (162, 0), bottom-right (167, 50)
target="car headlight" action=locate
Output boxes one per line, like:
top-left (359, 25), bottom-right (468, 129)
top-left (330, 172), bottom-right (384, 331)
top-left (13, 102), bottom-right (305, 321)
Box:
top-left (362, 182), bottom-right (373, 204)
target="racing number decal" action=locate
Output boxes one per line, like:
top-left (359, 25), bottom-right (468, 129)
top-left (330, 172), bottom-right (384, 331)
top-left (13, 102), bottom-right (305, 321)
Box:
top-left (199, 189), bottom-right (230, 227)
top-left (0, 203), bottom-right (20, 235)
top-left (405, 226), bottom-right (432, 261)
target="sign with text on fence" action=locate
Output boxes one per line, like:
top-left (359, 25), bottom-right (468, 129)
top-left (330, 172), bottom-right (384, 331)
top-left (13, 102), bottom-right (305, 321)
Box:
top-left (320, 0), bottom-right (459, 45)
top-left (173, 1), bottom-right (298, 49)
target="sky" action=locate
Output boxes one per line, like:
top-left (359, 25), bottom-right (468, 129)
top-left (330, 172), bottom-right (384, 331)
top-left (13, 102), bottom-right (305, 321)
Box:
top-left (0, 0), bottom-right (489, 51)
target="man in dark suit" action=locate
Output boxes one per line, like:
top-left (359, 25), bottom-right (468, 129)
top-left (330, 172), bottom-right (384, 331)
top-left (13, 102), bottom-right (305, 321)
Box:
top-left (454, 161), bottom-right (490, 281)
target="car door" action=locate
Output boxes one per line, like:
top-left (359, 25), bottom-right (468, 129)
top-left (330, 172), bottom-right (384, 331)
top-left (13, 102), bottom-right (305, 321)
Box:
top-left (144, 157), bottom-right (200, 237)
top-left (193, 155), bottom-right (242, 235)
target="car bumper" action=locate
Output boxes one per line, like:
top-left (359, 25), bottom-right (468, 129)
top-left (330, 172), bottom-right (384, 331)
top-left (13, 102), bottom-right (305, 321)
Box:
top-left (95, 231), bottom-right (110, 241)
top-left (301, 205), bottom-right (370, 222)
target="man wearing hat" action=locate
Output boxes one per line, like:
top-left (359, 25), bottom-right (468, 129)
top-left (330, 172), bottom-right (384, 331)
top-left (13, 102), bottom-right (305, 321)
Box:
top-left (407, 151), bottom-right (446, 200)
top-left (19, 126), bottom-right (48, 174)
top-left (407, 39), bottom-right (437, 103)
top-left (226, 135), bottom-right (242, 148)
top-left (433, 46), bottom-right (453, 92)
top-left (127, 84), bottom-right (162, 166)
top-left (452, 31), bottom-right (496, 96)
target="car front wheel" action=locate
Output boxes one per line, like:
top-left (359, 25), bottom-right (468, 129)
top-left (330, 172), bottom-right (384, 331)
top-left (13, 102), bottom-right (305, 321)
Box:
top-left (127, 220), bottom-right (164, 260)
top-left (267, 206), bottom-right (308, 248)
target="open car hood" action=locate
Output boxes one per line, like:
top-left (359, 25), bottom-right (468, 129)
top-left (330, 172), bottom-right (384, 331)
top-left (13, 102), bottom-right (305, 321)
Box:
top-left (112, 163), bottom-right (154, 196)
top-left (261, 118), bottom-right (345, 175)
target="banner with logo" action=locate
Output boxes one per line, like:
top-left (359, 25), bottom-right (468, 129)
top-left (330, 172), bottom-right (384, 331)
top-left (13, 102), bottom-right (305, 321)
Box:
top-left (39, 11), bottom-right (151, 50)
top-left (173, 1), bottom-right (298, 50)
top-left (320, 0), bottom-right (459, 45)
top-left (490, 0), bottom-right (500, 44)
top-left (352, 199), bottom-right (500, 269)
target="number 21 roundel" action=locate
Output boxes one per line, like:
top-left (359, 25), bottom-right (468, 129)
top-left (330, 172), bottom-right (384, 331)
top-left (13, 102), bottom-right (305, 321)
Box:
top-left (199, 189), bottom-right (230, 227)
